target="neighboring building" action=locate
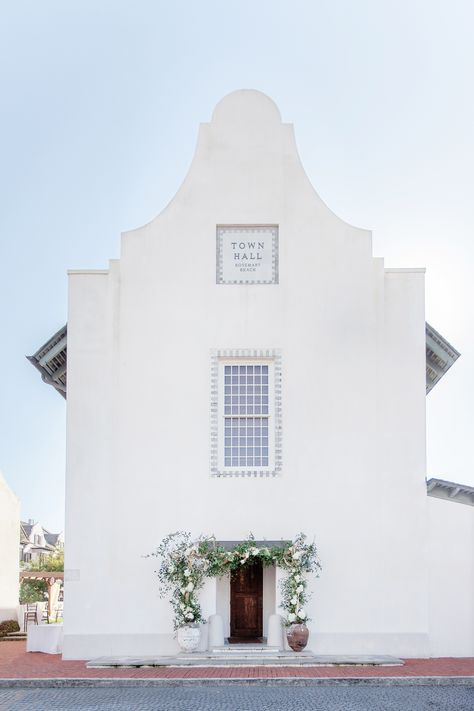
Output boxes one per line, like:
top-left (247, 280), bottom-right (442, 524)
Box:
top-left (30, 91), bottom-right (469, 660)
top-left (427, 480), bottom-right (474, 657)
top-left (20, 520), bottom-right (63, 564)
top-left (0, 472), bottom-right (20, 622)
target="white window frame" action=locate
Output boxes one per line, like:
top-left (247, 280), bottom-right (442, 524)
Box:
top-left (210, 349), bottom-right (282, 477)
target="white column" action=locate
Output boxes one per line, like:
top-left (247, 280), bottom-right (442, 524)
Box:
top-left (200, 576), bottom-right (217, 620)
top-left (275, 566), bottom-right (290, 650)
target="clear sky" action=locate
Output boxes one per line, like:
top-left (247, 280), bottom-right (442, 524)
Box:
top-left (1, 0), bottom-right (473, 532)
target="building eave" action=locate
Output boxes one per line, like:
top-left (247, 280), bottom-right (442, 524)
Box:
top-left (27, 325), bottom-right (67, 399)
top-left (425, 323), bottom-right (460, 394)
top-left (427, 477), bottom-right (474, 507)
top-left (27, 321), bottom-right (460, 399)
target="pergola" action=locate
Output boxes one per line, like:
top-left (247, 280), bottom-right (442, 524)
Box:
top-left (20, 571), bottom-right (64, 620)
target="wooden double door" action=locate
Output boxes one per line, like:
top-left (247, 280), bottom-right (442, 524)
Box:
top-left (230, 560), bottom-right (263, 640)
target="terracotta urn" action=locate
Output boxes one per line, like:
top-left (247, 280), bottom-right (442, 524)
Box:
top-left (286, 623), bottom-right (309, 652)
top-left (177, 624), bottom-right (200, 652)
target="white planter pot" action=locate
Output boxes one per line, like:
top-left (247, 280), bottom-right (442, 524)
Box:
top-left (177, 625), bottom-right (200, 652)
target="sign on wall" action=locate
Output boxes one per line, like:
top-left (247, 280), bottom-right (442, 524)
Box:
top-left (217, 226), bottom-right (279, 284)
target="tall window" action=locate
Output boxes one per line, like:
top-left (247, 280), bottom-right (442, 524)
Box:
top-left (211, 350), bottom-right (282, 477)
top-left (223, 363), bottom-right (270, 468)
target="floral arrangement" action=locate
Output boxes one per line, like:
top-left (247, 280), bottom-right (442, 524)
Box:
top-left (150, 532), bottom-right (321, 630)
top-left (150, 532), bottom-right (220, 629)
top-left (276, 533), bottom-right (321, 626)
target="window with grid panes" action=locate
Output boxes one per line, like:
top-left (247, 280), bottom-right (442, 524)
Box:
top-left (219, 361), bottom-right (274, 472)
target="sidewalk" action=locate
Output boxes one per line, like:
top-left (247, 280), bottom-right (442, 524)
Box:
top-left (1, 642), bottom-right (474, 680)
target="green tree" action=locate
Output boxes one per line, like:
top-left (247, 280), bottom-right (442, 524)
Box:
top-left (28, 547), bottom-right (64, 572)
top-left (19, 579), bottom-right (47, 604)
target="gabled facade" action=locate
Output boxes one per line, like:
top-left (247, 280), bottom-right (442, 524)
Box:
top-left (30, 90), bottom-right (468, 660)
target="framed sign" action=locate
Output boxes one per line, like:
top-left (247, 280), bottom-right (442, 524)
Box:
top-left (216, 225), bottom-right (279, 284)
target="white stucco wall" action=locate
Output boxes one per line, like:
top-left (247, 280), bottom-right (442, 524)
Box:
top-left (0, 472), bottom-right (20, 622)
top-left (428, 496), bottom-right (474, 656)
top-left (64, 90), bottom-right (429, 659)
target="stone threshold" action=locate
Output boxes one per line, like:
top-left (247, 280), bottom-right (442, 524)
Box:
top-left (87, 653), bottom-right (404, 668)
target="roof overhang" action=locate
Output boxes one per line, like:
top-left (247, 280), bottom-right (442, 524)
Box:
top-left (425, 323), bottom-right (460, 394)
top-left (27, 325), bottom-right (67, 399)
top-left (27, 322), bottom-right (460, 399)
top-left (427, 477), bottom-right (474, 507)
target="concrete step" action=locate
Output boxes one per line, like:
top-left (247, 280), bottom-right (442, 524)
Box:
top-left (88, 653), bottom-right (404, 669)
top-left (210, 645), bottom-right (280, 654)
top-left (0, 635), bottom-right (27, 642)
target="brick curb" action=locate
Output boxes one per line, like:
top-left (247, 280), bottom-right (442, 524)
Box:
top-left (0, 676), bottom-right (474, 688)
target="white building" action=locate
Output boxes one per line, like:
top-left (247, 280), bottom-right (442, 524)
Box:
top-left (20, 520), bottom-right (64, 563)
top-left (30, 90), bottom-right (471, 660)
top-left (0, 471), bottom-right (20, 623)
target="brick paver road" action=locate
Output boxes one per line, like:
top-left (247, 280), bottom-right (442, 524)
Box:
top-left (0, 685), bottom-right (474, 710)
top-left (1, 642), bottom-right (474, 679)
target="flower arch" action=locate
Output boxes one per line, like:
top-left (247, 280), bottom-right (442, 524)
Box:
top-left (150, 532), bottom-right (321, 630)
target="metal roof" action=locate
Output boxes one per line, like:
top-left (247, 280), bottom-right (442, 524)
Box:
top-left (44, 532), bottom-right (61, 547)
top-left (427, 478), bottom-right (474, 507)
top-left (425, 323), bottom-right (460, 394)
top-left (27, 325), bottom-right (67, 399)
top-left (27, 322), bottom-right (460, 399)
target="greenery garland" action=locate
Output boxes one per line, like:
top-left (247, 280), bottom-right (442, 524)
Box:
top-left (150, 532), bottom-right (321, 630)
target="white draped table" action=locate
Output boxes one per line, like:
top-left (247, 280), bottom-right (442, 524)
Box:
top-left (27, 624), bottom-right (63, 654)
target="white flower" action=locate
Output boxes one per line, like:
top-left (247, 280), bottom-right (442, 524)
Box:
top-left (294, 574), bottom-right (301, 583)
top-left (288, 612), bottom-right (296, 623)
top-left (186, 612), bottom-right (194, 620)
top-left (183, 569), bottom-right (191, 577)
top-left (250, 547), bottom-right (260, 555)
top-left (296, 585), bottom-right (304, 593)
top-left (169, 564), bottom-right (175, 573)
top-left (292, 551), bottom-right (301, 560)
top-left (186, 582), bottom-right (194, 592)
top-left (180, 588), bottom-right (186, 594)
top-left (179, 603), bottom-right (185, 610)
top-left (297, 609), bottom-right (306, 619)
top-left (291, 596), bottom-right (298, 605)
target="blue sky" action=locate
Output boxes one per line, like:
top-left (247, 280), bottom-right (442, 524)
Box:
top-left (1, 1), bottom-right (473, 532)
